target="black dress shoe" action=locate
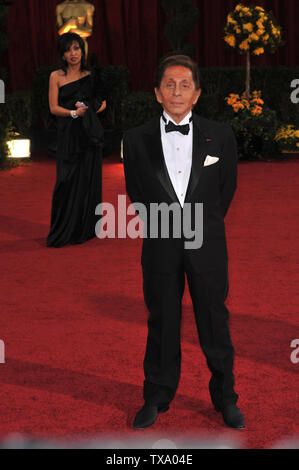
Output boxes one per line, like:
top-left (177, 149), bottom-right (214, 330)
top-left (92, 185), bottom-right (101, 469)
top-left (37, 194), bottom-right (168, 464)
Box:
top-left (133, 403), bottom-right (169, 430)
top-left (215, 404), bottom-right (245, 429)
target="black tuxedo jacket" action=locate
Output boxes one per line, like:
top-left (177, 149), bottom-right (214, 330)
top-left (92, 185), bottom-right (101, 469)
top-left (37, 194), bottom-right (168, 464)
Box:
top-left (123, 113), bottom-right (238, 274)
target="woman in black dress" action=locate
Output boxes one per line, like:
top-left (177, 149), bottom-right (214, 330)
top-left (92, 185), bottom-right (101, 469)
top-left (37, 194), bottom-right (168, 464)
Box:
top-left (47, 32), bottom-right (106, 247)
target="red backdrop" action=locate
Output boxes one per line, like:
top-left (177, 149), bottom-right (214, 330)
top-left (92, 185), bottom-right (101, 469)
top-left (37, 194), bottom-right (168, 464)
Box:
top-left (3, 0), bottom-right (299, 92)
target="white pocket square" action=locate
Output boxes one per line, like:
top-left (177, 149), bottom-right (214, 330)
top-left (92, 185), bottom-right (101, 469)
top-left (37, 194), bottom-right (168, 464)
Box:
top-left (204, 155), bottom-right (219, 167)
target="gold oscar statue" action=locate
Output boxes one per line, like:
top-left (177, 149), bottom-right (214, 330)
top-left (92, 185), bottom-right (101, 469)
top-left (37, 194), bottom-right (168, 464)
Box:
top-left (56, 0), bottom-right (95, 57)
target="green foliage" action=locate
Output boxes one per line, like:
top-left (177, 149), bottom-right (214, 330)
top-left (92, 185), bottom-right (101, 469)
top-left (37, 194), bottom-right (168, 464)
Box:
top-left (6, 90), bottom-right (33, 137)
top-left (120, 91), bottom-right (161, 130)
top-left (250, 66), bottom-right (299, 126)
top-left (274, 125), bottom-right (299, 152)
top-left (0, 104), bottom-right (13, 169)
top-left (194, 66), bottom-right (297, 159)
top-left (224, 104), bottom-right (281, 160)
top-left (32, 66), bottom-right (56, 129)
top-left (104, 65), bottom-right (130, 104)
top-left (194, 66), bottom-right (299, 127)
top-left (0, 90), bottom-right (32, 169)
top-left (194, 94), bottom-right (222, 121)
top-left (102, 65), bottom-right (130, 127)
top-left (224, 4), bottom-right (284, 56)
top-left (161, 0), bottom-right (199, 56)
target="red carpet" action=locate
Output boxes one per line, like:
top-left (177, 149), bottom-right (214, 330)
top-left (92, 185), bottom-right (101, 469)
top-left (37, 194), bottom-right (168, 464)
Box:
top-left (0, 154), bottom-right (298, 449)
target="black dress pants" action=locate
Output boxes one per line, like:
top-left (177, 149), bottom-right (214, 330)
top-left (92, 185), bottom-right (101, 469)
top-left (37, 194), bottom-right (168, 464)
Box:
top-left (142, 251), bottom-right (238, 409)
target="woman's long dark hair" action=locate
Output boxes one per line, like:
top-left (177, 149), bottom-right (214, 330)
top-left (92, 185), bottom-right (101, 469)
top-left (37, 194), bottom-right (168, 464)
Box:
top-left (57, 32), bottom-right (88, 75)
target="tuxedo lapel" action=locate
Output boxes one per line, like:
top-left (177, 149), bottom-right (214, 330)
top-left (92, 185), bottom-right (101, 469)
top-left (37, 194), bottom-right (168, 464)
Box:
top-left (143, 118), bottom-right (180, 204)
top-left (184, 115), bottom-right (213, 204)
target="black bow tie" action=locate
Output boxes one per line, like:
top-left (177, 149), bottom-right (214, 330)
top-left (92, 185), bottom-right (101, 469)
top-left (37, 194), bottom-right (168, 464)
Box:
top-left (163, 115), bottom-right (192, 136)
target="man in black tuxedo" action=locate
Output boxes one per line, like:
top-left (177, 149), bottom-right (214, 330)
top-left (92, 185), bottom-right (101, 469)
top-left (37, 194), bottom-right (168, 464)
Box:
top-left (123, 55), bottom-right (245, 430)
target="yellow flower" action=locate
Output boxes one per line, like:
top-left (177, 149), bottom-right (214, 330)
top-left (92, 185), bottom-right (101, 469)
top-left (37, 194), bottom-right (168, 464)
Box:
top-left (226, 94), bottom-right (240, 106)
top-left (239, 39), bottom-right (249, 51)
top-left (272, 27), bottom-right (281, 38)
top-left (243, 23), bottom-right (253, 32)
top-left (253, 47), bottom-right (264, 55)
top-left (256, 19), bottom-right (265, 33)
top-left (226, 91), bottom-right (266, 115)
top-left (224, 34), bottom-right (236, 47)
top-left (233, 105), bottom-right (241, 113)
top-left (255, 6), bottom-right (265, 12)
top-left (242, 7), bottom-right (251, 15)
top-left (227, 14), bottom-right (236, 24)
top-left (263, 34), bottom-right (270, 41)
top-left (234, 25), bottom-right (242, 34)
top-left (249, 33), bottom-right (260, 42)
top-left (275, 125), bottom-right (299, 145)
top-left (226, 97), bottom-right (236, 105)
top-left (251, 106), bottom-right (262, 116)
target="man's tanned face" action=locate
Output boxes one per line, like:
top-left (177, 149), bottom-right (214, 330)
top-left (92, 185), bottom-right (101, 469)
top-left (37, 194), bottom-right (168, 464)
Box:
top-left (155, 65), bottom-right (201, 124)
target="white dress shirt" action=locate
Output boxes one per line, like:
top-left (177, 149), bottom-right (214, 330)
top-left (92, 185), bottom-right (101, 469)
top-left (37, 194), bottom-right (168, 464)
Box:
top-left (160, 111), bottom-right (193, 207)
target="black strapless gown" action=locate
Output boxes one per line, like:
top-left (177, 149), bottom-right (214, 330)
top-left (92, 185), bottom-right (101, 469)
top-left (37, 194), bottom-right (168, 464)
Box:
top-left (47, 75), bottom-right (104, 247)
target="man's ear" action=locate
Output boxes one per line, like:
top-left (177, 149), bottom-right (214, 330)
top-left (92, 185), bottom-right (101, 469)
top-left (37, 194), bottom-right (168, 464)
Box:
top-left (154, 87), bottom-right (162, 104)
top-left (193, 88), bottom-right (202, 106)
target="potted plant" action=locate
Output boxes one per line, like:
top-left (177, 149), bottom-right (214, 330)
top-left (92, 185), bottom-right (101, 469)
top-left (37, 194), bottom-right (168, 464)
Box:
top-left (224, 4), bottom-right (283, 98)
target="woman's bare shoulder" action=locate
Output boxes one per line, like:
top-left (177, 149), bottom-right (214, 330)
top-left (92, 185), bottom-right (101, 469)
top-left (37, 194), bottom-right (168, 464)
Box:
top-left (51, 69), bottom-right (66, 79)
top-left (50, 70), bottom-right (66, 87)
